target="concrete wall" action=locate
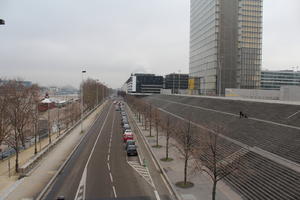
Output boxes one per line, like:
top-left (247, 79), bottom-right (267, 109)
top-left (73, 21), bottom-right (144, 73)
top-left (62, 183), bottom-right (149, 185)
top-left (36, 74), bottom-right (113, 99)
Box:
top-left (160, 89), bottom-right (172, 95)
top-left (226, 87), bottom-right (300, 102)
top-left (280, 86), bottom-right (300, 101)
top-left (225, 88), bottom-right (280, 100)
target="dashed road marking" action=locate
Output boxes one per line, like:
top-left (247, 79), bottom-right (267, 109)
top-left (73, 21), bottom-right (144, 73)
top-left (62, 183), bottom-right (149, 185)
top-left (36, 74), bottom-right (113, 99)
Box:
top-left (154, 190), bottom-right (161, 200)
top-left (112, 185), bottom-right (117, 198)
top-left (109, 172), bottom-right (114, 182)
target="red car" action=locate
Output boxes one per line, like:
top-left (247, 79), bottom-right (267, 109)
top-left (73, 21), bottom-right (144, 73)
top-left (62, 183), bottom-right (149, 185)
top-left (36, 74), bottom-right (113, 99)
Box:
top-left (123, 133), bottom-right (133, 142)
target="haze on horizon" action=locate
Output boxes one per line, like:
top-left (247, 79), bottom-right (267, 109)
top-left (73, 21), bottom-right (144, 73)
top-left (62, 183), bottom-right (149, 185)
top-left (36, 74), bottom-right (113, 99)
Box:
top-left (0, 0), bottom-right (299, 89)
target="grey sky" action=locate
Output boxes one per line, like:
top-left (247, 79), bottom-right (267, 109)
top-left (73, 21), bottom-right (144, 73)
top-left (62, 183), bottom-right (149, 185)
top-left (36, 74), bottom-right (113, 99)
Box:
top-left (0, 0), bottom-right (299, 89)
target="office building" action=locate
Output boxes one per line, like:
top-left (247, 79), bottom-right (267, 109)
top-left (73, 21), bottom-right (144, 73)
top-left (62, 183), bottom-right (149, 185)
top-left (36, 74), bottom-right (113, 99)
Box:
top-left (124, 73), bottom-right (163, 94)
top-left (261, 70), bottom-right (300, 90)
top-left (190, 0), bottom-right (263, 95)
top-left (164, 73), bottom-right (189, 93)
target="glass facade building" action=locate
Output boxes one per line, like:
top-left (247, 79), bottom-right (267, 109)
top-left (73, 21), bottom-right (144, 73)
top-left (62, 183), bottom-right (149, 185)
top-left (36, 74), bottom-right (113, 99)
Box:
top-left (261, 70), bottom-right (300, 90)
top-left (190, 0), bottom-right (263, 95)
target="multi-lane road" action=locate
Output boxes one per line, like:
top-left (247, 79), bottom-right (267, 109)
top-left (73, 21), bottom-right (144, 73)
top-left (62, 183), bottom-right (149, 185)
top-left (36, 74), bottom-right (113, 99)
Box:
top-left (43, 100), bottom-right (172, 200)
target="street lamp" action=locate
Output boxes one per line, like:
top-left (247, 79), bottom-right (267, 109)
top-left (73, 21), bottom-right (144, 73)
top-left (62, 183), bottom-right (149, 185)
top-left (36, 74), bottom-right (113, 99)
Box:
top-left (81, 70), bottom-right (86, 133)
top-left (0, 19), bottom-right (5, 25)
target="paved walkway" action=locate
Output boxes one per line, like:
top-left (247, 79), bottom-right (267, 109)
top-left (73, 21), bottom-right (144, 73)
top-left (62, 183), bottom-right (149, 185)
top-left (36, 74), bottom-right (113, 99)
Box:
top-left (0, 102), bottom-right (107, 200)
top-left (131, 114), bottom-right (242, 200)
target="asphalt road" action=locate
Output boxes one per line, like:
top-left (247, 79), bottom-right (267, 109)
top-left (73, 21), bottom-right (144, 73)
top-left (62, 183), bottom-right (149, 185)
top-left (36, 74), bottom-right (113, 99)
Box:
top-left (44, 101), bottom-right (171, 200)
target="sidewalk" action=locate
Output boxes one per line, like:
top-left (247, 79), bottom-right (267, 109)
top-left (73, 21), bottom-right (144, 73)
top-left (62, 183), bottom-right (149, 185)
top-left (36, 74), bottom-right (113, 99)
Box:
top-left (130, 113), bottom-right (242, 200)
top-left (0, 131), bottom-right (60, 196)
top-left (0, 102), bottom-right (107, 200)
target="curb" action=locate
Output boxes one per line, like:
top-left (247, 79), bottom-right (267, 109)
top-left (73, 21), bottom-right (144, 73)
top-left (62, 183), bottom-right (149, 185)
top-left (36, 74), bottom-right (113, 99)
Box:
top-left (34, 101), bottom-right (108, 200)
top-left (126, 104), bottom-right (182, 200)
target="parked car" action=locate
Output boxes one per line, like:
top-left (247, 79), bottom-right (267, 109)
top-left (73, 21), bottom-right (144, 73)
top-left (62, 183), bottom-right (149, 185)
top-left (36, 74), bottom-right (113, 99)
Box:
top-left (125, 140), bottom-right (136, 150)
top-left (123, 123), bottom-right (130, 131)
top-left (124, 129), bottom-right (132, 134)
top-left (123, 132), bottom-right (133, 142)
top-left (127, 145), bottom-right (138, 156)
top-left (121, 119), bottom-right (128, 126)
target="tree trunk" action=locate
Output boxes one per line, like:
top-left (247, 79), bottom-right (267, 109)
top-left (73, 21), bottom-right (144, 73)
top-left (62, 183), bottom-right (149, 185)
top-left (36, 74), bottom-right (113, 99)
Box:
top-left (166, 135), bottom-right (169, 159)
top-left (15, 136), bottom-right (19, 173)
top-left (34, 124), bottom-right (37, 154)
top-left (184, 151), bottom-right (188, 185)
top-left (149, 118), bottom-right (152, 136)
top-left (138, 112), bottom-right (141, 122)
top-left (212, 180), bottom-right (217, 200)
top-left (156, 123), bottom-right (159, 146)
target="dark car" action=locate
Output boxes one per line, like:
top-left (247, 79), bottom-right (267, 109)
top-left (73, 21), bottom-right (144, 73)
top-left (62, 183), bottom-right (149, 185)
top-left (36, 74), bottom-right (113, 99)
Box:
top-left (127, 145), bottom-right (138, 156)
top-left (125, 140), bottom-right (136, 150)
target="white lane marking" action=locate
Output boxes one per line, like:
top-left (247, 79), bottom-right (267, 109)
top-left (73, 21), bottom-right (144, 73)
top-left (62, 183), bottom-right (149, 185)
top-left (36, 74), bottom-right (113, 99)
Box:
top-left (112, 185), bottom-right (117, 198)
top-left (74, 167), bottom-right (87, 200)
top-left (154, 97), bottom-right (300, 130)
top-left (133, 121), bottom-right (160, 171)
top-left (127, 161), bottom-right (154, 188)
top-left (108, 111), bottom-right (117, 198)
top-left (287, 110), bottom-right (300, 119)
top-left (109, 172), bottom-right (114, 182)
top-left (160, 174), bottom-right (173, 196)
top-left (154, 190), bottom-right (161, 200)
top-left (74, 104), bottom-right (112, 200)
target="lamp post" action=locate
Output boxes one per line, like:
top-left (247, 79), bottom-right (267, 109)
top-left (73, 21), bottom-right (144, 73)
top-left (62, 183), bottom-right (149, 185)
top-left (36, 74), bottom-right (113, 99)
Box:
top-left (0, 19), bottom-right (5, 25)
top-left (81, 70), bottom-right (86, 133)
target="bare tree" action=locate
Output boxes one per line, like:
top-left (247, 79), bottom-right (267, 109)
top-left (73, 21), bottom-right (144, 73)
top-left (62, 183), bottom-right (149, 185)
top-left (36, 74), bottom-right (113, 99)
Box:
top-left (196, 126), bottom-right (241, 200)
top-left (5, 80), bottom-right (33, 172)
top-left (63, 104), bottom-right (71, 129)
top-left (153, 107), bottom-right (161, 147)
top-left (148, 104), bottom-right (152, 136)
top-left (82, 79), bottom-right (109, 110)
top-left (29, 84), bottom-right (40, 154)
top-left (0, 84), bottom-right (11, 146)
top-left (174, 119), bottom-right (198, 187)
top-left (160, 114), bottom-right (175, 161)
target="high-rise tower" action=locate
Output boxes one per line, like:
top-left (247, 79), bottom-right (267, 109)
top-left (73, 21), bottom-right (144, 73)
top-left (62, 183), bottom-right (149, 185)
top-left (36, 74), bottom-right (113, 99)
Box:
top-left (189, 0), bottom-right (263, 95)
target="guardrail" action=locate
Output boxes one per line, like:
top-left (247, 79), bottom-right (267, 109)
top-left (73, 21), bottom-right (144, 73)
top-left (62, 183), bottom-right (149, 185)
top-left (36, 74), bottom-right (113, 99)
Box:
top-left (125, 103), bottom-right (182, 200)
top-left (19, 102), bottom-right (107, 177)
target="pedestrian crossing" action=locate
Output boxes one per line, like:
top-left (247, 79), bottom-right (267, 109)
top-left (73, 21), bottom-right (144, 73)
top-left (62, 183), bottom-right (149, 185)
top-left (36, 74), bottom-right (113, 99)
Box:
top-left (127, 161), bottom-right (154, 188)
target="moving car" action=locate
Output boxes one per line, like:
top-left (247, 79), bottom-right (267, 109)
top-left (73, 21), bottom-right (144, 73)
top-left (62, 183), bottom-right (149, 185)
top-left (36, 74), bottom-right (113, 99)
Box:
top-left (127, 145), bottom-right (138, 156)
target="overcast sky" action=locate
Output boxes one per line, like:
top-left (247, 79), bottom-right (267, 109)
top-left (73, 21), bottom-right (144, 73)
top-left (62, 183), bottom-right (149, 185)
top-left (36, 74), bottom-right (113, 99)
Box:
top-left (0, 0), bottom-right (299, 89)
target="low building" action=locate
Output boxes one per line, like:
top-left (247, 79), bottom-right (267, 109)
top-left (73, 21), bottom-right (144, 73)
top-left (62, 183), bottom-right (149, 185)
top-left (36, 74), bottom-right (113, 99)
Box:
top-left (164, 73), bottom-right (189, 94)
top-left (261, 70), bottom-right (300, 90)
top-left (225, 86), bottom-right (300, 102)
top-left (124, 73), bottom-right (163, 94)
